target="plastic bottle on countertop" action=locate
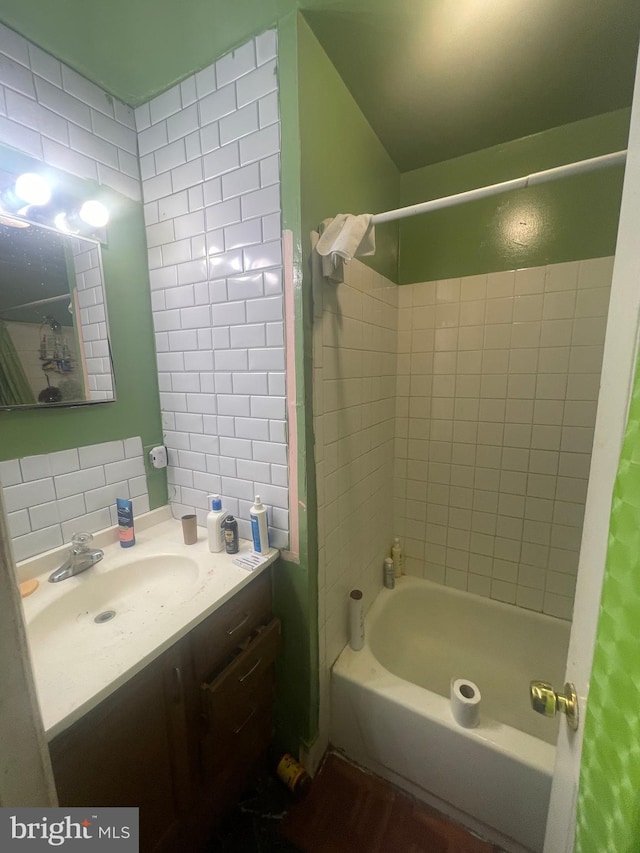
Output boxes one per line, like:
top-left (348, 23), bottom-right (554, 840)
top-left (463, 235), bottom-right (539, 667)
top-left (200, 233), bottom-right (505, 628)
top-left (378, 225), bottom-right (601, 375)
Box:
top-left (391, 537), bottom-right (403, 578)
top-left (249, 495), bottom-right (269, 553)
top-left (206, 494), bottom-right (228, 553)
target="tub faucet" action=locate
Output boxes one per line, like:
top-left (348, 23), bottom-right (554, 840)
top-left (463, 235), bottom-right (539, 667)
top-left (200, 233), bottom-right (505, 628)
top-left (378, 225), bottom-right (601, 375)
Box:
top-left (48, 532), bottom-right (104, 583)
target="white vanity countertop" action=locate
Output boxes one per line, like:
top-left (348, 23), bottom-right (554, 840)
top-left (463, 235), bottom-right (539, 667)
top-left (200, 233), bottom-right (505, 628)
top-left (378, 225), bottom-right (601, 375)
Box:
top-left (19, 508), bottom-right (279, 741)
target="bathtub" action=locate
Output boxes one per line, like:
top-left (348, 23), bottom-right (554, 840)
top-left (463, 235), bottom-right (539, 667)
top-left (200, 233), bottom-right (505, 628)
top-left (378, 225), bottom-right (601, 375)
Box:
top-left (330, 576), bottom-right (571, 853)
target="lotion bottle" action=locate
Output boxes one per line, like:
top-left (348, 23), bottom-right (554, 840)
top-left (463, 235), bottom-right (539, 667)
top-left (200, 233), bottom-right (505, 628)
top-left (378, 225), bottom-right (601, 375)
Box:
top-left (391, 537), bottom-right (403, 578)
top-left (249, 495), bottom-right (269, 553)
top-left (207, 494), bottom-right (228, 553)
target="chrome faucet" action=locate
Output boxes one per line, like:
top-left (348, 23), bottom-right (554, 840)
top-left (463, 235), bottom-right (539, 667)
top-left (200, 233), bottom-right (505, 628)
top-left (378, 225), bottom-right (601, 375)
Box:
top-left (48, 532), bottom-right (104, 583)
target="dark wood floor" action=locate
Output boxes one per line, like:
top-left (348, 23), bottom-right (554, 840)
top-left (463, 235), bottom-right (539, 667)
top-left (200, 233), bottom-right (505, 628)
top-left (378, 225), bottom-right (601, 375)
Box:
top-left (281, 753), bottom-right (502, 853)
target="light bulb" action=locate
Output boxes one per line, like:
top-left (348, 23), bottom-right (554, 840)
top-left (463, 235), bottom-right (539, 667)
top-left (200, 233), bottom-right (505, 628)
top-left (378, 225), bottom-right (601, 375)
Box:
top-left (79, 200), bottom-right (109, 228)
top-left (54, 212), bottom-right (78, 234)
top-left (14, 173), bottom-right (52, 206)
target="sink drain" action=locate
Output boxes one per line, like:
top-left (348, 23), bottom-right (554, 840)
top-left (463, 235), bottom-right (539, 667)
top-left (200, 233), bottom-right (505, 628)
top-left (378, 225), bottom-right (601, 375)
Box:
top-left (94, 610), bottom-right (116, 624)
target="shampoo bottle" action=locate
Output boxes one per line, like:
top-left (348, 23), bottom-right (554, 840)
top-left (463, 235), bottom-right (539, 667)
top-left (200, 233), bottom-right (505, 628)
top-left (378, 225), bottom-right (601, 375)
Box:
top-left (207, 494), bottom-right (228, 553)
top-left (249, 495), bottom-right (269, 553)
top-left (391, 537), bottom-right (403, 578)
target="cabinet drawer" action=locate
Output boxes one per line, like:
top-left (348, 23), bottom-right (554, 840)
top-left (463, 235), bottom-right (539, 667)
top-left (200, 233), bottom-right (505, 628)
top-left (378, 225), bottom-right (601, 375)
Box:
top-left (200, 690), bottom-right (274, 814)
top-left (190, 570), bottom-right (272, 682)
top-left (201, 617), bottom-right (280, 731)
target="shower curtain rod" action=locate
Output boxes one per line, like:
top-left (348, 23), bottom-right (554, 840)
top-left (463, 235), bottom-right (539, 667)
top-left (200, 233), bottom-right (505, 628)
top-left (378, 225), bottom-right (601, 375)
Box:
top-left (371, 149), bottom-right (627, 225)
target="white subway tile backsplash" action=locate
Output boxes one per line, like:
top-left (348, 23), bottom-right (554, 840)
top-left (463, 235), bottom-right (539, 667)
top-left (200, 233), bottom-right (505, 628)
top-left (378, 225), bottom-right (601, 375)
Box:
top-left (255, 29), bottom-right (277, 66)
top-left (0, 459), bottom-right (22, 487)
top-left (8, 509), bottom-right (31, 538)
top-left (216, 41), bottom-right (256, 86)
top-left (13, 526), bottom-right (64, 563)
top-left (155, 137), bottom-right (187, 173)
top-left (0, 48), bottom-right (139, 197)
top-left (200, 84), bottom-right (237, 126)
top-left (244, 239), bottom-right (281, 270)
top-left (1, 438), bottom-right (149, 560)
top-left (224, 218), bottom-right (262, 250)
top-left (0, 112), bottom-right (42, 158)
top-left (149, 85), bottom-right (182, 125)
top-left (241, 184), bottom-right (280, 219)
top-left (229, 324), bottom-right (266, 348)
top-left (239, 124), bottom-right (280, 165)
top-left (42, 136), bottom-right (98, 180)
top-left (171, 158), bottom-right (204, 192)
top-left (4, 479), bottom-right (56, 512)
top-left (260, 154), bottom-right (280, 188)
top-left (219, 101), bottom-right (259, 145)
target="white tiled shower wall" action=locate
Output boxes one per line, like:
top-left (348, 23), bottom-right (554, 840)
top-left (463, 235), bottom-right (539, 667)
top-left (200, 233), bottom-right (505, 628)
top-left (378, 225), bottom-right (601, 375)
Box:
top-left (313, 255), bottom-right (398, 752)
top-left (314, 257), bottom-right (612, 650)
top-left (395, 257), bottom-right (612, 620)
top-left (312, 254), bottom-right (611, 760)
top-left (136, 31), bottom-right (288, 548)
top-left (0, 437), bottom-right (149, 561)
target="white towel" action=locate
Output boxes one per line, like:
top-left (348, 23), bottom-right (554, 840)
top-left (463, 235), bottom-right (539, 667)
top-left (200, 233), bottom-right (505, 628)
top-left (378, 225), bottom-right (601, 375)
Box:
top-left (315, 213), bottom-right (376, 282)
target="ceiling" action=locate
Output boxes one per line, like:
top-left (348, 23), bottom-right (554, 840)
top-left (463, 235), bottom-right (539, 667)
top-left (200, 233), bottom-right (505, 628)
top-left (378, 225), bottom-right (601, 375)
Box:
top-left (0, 0), bottom-right (639, 172)
top-left (303, 1), bottom-right (640, 170)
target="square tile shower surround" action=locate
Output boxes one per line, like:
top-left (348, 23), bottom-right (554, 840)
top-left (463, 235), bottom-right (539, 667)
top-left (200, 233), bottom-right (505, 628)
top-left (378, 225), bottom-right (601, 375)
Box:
top-left (314, 256), bottom-right (611, 663)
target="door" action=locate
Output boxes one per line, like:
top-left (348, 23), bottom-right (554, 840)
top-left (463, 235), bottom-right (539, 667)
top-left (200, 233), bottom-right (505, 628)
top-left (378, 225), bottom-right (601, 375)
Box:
top-left (543, 45), bottom-right (640, 853)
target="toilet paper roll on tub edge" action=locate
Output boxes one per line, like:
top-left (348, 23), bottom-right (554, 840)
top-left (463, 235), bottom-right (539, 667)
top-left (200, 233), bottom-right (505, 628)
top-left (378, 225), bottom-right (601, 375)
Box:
top-left (450, 678), bottom-right (481, 728)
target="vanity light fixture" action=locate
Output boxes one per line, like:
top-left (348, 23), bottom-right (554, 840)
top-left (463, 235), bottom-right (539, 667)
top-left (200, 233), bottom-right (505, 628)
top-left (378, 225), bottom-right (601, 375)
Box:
top-left (0, 169), bottom-right (109, 241)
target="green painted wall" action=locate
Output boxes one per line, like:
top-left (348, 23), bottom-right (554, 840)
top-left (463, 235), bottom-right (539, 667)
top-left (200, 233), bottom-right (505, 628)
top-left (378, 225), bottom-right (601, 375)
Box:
top-left (270, 12), bottom-right (319, 751)
top-left (399, 109), bottom-right (630, 284)
top-left (0, 148), bottom-right (166, 510)
top-left (575, 349), bottom-right (640, 853)
top-left (297, 15), bottom-right (400, 283)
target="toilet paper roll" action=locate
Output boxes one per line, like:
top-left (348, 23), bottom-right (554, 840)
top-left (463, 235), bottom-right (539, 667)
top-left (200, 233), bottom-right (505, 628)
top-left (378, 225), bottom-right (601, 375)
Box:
top-left (450, 678), bottom-right (481, 728)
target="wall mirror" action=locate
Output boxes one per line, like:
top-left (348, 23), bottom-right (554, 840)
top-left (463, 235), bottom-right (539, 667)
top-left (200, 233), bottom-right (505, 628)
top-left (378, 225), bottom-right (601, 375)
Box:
top-left (0, 214), bottom-right (116, 410)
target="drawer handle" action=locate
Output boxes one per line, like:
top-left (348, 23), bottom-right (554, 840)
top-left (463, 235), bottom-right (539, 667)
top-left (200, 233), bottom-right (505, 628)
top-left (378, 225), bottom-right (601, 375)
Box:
top-left (233, 706), bottom-right (256, 735)
top-left (225, 611), bottom-right (250, 636)
top-left (238, 657), bottom-right (262, 684)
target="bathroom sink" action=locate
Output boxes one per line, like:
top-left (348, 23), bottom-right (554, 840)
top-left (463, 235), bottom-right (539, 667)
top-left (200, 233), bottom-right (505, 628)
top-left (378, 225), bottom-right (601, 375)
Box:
top-left (27, 555), bottom-right (200, 662)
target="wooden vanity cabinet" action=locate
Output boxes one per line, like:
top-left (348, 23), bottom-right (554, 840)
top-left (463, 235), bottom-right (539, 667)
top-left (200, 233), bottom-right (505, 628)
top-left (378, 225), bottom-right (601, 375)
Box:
top-left (49, 568), bottom-right (277, 853)
top-left (49, 641), bottom-right (191, 852)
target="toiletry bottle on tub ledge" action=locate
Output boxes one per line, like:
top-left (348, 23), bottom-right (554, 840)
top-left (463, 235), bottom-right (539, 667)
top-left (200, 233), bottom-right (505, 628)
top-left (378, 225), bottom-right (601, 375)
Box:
top-left (391, 537), bottom-right (403, 577)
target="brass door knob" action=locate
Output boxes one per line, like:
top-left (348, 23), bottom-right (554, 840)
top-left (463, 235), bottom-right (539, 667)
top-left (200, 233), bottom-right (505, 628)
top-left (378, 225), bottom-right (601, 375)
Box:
top-left (530, 680), bottom-right (579, 731)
